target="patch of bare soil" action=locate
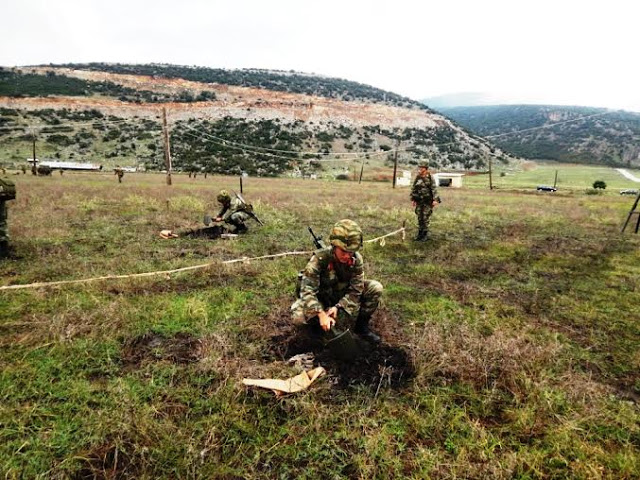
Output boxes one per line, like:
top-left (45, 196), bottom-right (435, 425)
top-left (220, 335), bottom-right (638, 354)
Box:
top-left (180, 225), bottom-right (224, 239)
top-left (121, 332), bottom-right (202, 368)
top-left (262, 304), bottom-right (415, 390)
top-left (72, 440), bottom-right (140, 480)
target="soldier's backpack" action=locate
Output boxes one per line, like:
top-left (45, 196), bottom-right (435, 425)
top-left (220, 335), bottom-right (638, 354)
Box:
top-left (0, 177), bottom-right (16, 201)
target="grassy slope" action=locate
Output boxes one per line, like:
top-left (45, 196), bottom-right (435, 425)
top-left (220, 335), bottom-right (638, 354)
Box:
top-left (0, 171), bottom-right (639, 479)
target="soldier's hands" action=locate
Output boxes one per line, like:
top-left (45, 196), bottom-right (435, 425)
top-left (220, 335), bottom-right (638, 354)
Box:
top-left (215, 216), bottom-right (222, 222)
top-left (318, 311), bottom-right (335, 332)
top-left (431, 200), bottom-right (438, 207)
top-left (327, 306), bottom-right (338, 319)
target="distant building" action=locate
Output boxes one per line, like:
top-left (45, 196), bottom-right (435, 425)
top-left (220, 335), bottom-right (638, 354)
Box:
top-left (396, 169), bottom-right (412, 187)
top-left (26, 159), bottom-right (102, 171)
top-left (434, 172), bottom-right (464, 188)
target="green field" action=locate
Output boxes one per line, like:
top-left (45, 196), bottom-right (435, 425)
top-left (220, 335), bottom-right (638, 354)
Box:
top-left (464, 161), bottom-right (640, 191)
top-left (1, 170), bottom-right (639, 478)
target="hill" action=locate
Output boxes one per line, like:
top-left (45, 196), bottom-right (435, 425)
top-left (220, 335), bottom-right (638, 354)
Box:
top-left (438, 105), bottom-right (640, 168)
top-left (0, 64), bottom-right (513, 175)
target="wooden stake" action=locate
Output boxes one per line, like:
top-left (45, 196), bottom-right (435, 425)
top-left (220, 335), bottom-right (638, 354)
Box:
top-left (162, 108), bottom-right (172, 185)
top-left (553, 170), bottom-right (558, 189)
top-left (358, 159), bottom-right (365, 184)
top-left (621, 191), bottom-right (640, 233)
top-left (392, 140), bottom-right (399, 189)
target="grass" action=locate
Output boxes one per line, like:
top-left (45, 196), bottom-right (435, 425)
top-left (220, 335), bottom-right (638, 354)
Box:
top-left (1, 167), bottom-right (639, 479)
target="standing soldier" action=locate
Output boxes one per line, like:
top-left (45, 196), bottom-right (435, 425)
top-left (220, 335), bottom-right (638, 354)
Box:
top-left (291, 219), bottom-right (383, 343)
top-left (410, 162), bottom-right (440, 241)
top-left (114, 167), bottom-right (124, 183)
top-left (0, 175), bottom-right (16, 258)
top-left (213, 189), bottom-right (251, 233)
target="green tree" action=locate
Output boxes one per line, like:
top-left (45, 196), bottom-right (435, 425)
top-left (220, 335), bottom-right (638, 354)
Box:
top-left (593, 180), bottom-right (606, 190)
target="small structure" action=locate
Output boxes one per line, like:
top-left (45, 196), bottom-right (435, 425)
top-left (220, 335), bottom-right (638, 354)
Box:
top-left (434, 173), bottom-right (464, 188)
top-left (396, 170), bottom-right (412, 187)
top-left (27, 159), bottom-right (102, 171)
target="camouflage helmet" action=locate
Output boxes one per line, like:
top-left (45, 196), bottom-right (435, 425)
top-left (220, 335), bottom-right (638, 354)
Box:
top-left (329, 219), bottom-right (363, 252)
top-left (217, 189), bottom-right (231, 204)
top-left (418, 161), bottom-right (430, 169)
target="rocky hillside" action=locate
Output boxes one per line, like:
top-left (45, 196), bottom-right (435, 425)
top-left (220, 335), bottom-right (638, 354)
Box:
top-left (439, 105), bottom-right (640, 168)
top-left (0, 64), bottom-right (513, 175)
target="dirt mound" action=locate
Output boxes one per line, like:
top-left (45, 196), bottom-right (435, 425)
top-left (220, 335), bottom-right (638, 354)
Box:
top-left (264, 307), bottom-right (415, 390)
top-left (121, 332), bottom-right (202, 368)
top-left (180, 225), bottom-right (224, 239)
top-left (72, 440), bottom-right (140, 480)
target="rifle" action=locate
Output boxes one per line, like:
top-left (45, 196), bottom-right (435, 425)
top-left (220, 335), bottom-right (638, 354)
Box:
top-left (233, 191), bottom-right (264, 226)
top-left (308, 227), bottom-right (327, 249)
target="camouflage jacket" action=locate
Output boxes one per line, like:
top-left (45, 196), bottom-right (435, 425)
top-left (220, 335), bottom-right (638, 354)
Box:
top-left (411, 173), bottom-right (438, 204)
top-left (217, 197), bottom-right (244, 221)
top-left (299, 247), bottom-right (365, 318)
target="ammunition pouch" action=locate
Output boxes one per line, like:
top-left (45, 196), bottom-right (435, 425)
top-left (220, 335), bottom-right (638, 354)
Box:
top-left (0, 178), bottom-right (16, 201)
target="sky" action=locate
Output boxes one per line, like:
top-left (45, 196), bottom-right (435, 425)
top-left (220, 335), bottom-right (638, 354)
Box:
top-left (2, 0), bottom-right (640, 112)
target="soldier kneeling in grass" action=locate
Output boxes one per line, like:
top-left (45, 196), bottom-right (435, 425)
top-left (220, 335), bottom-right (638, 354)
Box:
top-left (291, 219), bottom-right (383, 343)
top-left (0, 175), bottom-right (16, 258)
top-left (212, 189), bottom-right (253, 234)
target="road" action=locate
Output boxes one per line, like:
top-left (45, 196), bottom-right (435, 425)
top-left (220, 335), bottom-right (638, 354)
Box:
top-left (615, 168), bottom-right (640, 183)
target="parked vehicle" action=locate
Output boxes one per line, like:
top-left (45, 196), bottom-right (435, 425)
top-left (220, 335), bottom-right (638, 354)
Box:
top-left (536, 185), bottom-right (557, 192)
top-left (620, 189), bottom-right (639, 196)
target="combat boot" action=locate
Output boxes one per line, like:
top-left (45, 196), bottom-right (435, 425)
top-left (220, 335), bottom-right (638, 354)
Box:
top-left (354, 313), bottom-right (380, 343)
top-left (414, 229), bottom-right (425, 241)
top-left (419, 229), bottom-right (429, 241)
top-left (235, 223), bottom-right (248, 234)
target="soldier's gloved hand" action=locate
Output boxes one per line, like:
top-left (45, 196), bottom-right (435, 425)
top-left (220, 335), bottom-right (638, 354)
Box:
top-left (327, 306), bottom-right (338, 319)
top-left (318, 311), bottom-right (335, 332)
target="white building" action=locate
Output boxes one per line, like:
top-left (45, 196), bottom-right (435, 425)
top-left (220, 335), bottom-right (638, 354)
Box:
top-left (434, 173), bottom-right (465, 188)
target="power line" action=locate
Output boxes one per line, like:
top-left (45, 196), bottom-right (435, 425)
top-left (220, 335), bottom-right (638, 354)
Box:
top-left (178, 125), bottom-right (385, 163)
top-left (484, 110), bottom-right (616, 140)
top-left (179, 119), bottom-right (389, 157)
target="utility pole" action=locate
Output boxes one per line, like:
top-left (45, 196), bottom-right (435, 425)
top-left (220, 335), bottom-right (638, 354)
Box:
top-left (31, 128), bottom-right (37, 175)
top-left (392, 139), bottom-right (399, 188)
top-left (358, 158), bottom-right (365, 184)
top-left (553, 170), bottom-right (558, 189)
top-left (162, 108), bottom-right (172, 185)
top-left (488, 155), bottom-right (494, 190)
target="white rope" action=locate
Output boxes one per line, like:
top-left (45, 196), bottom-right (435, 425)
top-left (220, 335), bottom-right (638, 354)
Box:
top-left (0, 227), bottom-right (405, 292)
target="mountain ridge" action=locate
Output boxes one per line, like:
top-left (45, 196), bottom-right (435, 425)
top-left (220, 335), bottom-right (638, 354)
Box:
top-left (0, 64), bottom-right (512, 175)
top-left (438, 104), bottom-right (640, 168)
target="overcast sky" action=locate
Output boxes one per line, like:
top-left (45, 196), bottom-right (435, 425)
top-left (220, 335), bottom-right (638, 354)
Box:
top-left (3, 0), bottom-right (640, 111)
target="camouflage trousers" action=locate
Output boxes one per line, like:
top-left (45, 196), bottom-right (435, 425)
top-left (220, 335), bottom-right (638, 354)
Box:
top-left (0, 201), bottom-right (7, 242)
top-left (415, 204), bottom-right (433, 232)
top-left (226, 211), bottom-right (250, 230)
top-left (290, 279), bottom-right (384, 324)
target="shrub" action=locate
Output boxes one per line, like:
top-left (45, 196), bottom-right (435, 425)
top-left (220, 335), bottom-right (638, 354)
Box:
top-left (593, 180), bottom-right (606, 189)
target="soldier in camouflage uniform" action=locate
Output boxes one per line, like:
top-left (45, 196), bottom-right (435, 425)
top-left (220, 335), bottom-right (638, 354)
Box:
top-left (0, 176), bottom-right (16, 258)
top-left (410, 162), bottom-right (439, 241)
top-left (215, 189), bottom-right (250, 233)
top-left (291, 219), bottom-right (383, 343)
